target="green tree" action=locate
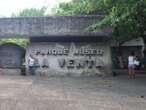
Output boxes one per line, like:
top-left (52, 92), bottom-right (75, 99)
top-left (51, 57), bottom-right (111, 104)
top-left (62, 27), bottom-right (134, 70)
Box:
top-left (12, 7), bottom-right (47, 17)
top-left (55, 0), bottom-right (105, 15)
top-left (91, 0), bottom-right (146, 45)
top-left (56, 0), bottom-right (146, 45)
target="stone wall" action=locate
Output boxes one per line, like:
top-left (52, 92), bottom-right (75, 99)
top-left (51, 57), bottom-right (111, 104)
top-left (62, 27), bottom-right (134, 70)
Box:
top-left (0, 43), bottom-right (25, 75)
top-left (0, 43), bottom-right (25, 68)
top-left (0, 16), bottom-right (112, 38)
top-left (26, 42), bottom-right (112, 76)
top-left (1, 69), bottom-right (21, 75)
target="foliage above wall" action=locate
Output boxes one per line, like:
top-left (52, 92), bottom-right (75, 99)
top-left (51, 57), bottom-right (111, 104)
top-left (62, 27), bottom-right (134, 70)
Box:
top-left (0, 38), bottom-right (29, 47)
top-left (56, 0), bottom-right (146, 45)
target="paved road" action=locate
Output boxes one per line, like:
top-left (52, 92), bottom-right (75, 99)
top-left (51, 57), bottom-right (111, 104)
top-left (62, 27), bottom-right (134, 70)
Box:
top-left (0, 75), bottom-right (146, 110)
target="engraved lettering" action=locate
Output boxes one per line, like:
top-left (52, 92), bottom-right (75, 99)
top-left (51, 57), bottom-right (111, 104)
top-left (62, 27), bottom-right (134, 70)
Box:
top-left (67, 59), bottom-right (75, 68)
top-left (76, 60), bottom-right (85, 69)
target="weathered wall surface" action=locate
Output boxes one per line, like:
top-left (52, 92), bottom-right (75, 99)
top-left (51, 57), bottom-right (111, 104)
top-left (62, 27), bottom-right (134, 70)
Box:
top-left (0, 16), bottom-right (112, 38)
top-left (26, 42), bottom-right (112, 76)
top-left (0, 43), bottom-right (25, 68)
top-left (2, 69), bottom-right (21, 75)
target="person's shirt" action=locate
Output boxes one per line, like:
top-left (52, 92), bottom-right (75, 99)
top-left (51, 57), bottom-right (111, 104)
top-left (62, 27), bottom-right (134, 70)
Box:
top-left (28, 57), bottom-right (35, 67)
top-left (128, 56), bottom-right (135, 65)
top-left (134, 59), bottom-right (140, 66)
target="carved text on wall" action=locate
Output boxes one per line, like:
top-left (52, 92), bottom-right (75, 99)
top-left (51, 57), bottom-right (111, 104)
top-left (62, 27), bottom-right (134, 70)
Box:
top-left (35, 48), bottom-right (104, 56)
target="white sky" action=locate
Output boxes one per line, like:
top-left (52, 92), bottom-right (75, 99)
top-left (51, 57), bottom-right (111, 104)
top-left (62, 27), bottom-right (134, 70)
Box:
top-left (0, 0), bottom-right (71, 17)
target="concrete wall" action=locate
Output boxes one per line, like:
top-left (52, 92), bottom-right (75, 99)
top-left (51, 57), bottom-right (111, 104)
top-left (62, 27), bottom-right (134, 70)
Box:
top-left (26, 42), bottom-right (112, 76)
top-left (1, 69), bottom-right (21, 75)
top-left (0, 43), bottom-right (25, 68)
top-left (0, 16), bottom-right (112, 38)
top-left (0, 43), bottom-right (25, 75)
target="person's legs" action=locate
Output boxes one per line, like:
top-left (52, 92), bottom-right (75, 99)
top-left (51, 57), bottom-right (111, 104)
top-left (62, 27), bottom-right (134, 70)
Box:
top-left (29, 66), bottom-right (33, 75)
top-left (129, 69), bottom-right (132, 78)
top-left (128, 64), bottom-right (135, 79)
top-left (132, 66), bottom-right (136, 78)
top-left (128, 66), bottom-right (132, 78)
top-left (133, 71), bottom-right (136, 78)
top-left (31, 67), bottom-right (35, 75)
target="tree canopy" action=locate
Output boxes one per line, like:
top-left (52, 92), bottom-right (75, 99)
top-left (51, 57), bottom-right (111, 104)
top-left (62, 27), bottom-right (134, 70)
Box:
top-left (12, 7), bottom-right (47, 17)
top-left (55, 0), bottom-right (106, 15)
top-left (56, 0), bottom-right (146, 45)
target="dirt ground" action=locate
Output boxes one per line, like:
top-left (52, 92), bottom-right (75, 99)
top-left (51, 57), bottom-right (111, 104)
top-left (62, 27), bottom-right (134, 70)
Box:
top-left (0, 75), bottom-right (145, 110)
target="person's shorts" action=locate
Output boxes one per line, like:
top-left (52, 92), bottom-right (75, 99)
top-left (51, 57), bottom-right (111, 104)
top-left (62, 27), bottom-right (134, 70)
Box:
top-left (128, 64), bottom-right (135, 69)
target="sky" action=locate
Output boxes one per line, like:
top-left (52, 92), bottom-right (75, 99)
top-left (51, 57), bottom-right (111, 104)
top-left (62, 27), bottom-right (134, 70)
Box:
top-left (0, 0), bottom-right (71, 17)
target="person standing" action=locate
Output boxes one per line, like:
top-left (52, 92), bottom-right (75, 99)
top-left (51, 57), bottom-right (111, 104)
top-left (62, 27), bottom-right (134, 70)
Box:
top-left (128, 52), bottom-right (135, 79)
top-left (28, 54), bottom-right (35, 75)
top-left (134, 56), bottom-right (141, 70)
